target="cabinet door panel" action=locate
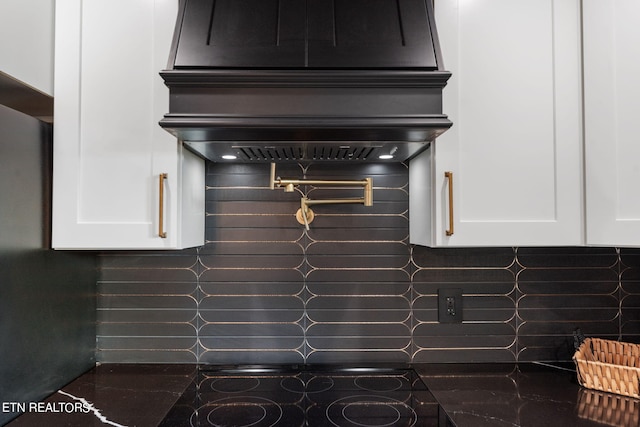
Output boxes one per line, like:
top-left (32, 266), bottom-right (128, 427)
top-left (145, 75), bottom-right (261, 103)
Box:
top-left (307, 0), bottom-right (437, 68)
top-left (53, 0), bottom-right (204, 249)
top-left (426, 0), bottom-right (582, 246)
top-left (584, 1), bottom-right (640, 246)
top-left (174, 0), bottom-right (305, 68)
top-left (78, 1), bottom-right (155, 224)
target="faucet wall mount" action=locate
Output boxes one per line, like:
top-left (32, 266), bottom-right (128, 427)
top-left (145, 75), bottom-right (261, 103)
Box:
top-left (269, 163), bottom-right (373, 230)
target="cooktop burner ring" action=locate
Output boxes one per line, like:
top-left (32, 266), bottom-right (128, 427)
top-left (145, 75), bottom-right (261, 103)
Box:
top-left (326, 395), bottom-right (417, 427)
top-left (161, 367), bottom-right (441, 427)
top-left (353, 376), bottom-right (404, 392)
top-left (190, 396), bottom-right (283, 427)
top-left (209, 377), bottom-right (261, 393)
top-left (343, 402), bottom-right (401, 427)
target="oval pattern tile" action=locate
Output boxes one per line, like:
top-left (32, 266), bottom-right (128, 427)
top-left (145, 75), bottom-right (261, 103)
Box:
top-left (199, 323), bottom-right (304, 338)
top-left (98, 281), bottom-right (198, 295)
top-left (413, 322), bottom-right (515, 339)
top-left (413, 268), bottom-right (514, 286)
top-left (414, 334), bottom-right (515, 349)
top-left (199, 268), bottom-right (304, 283)
top-left (201, 241), bottom-right (304, 255)
top-left (307, 337), bottom-right (411, 352)
top-left (306, 215), bottom-right (408, 231)
top-left (97, 323), bottom-right (196, 337)
top-left (206, 213), bottom-right (306, 230)
top-left (306, 282), bottom-right (410, 296)
top-left (199, 350), bottom-right (304, 365)
top-left (99, 267), bottom-right (197, 282)
top-left (517, 247), bottom-right (618, 268)
top-left (518, 295), bottom-right (618, 310)
top-left (307, 324), bottom-right (410, 344)
top-left (206, 227), bottom-right (304, 243)
top-left (307, 241), bottom-right (409, 256)
top-left (97, 350), bottom-right (198, 363)
top-left (200, 296), bottom-right (304, 323)
top-left (200, 281), bottom-right (305, 297)
top-left (307, 350), bottom-right (410, 364)
top-left (98, 295), bottom-right (197, 310)
top-left (307, 269), bottom-right (409, 283)
top-left (200, 255), bottom-right (304, 270)
top-left (200, 336), bottom-right (305, 351)
top-left (97, 337), bottom-right (197, 351)
top-left (99, 254), bottom-right (199, 269)
top-left (307, 296), bottom-right (410, 323)
top-left (413, 295), bottom-right (515, 323)
top-left (413, 348), bottom-right (515, 364)
top-left (517, 322), bottom-right (618, 337)
top-left (413, 247), bottom-right (515, 268)
top-left (97, 309), bottom-right (197, 323)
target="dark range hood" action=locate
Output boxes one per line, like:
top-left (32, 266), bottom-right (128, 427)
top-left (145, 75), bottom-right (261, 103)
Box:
top-left (160, 0), bottom-right (451, 162)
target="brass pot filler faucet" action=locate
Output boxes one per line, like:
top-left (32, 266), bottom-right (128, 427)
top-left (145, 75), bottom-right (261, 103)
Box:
top-left (269, 163), bottom-right (373, 230)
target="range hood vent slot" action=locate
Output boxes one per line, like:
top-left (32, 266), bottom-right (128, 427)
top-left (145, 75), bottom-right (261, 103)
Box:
top-left (161, 0), bottom-right (452, 162)
top-left (312, 146), bottom-right (376, 161)
top-left (184, 140), bottom-right (430, 163)
top-left (236, 146), bottom-right (305, 162)
top-left (237, 146), bottom-right (377, 162)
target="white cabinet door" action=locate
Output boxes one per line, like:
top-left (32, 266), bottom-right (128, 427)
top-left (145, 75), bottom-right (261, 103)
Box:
top-left (417, 0), bottom-right (583, 247)
top-left (52, 0), bottom-right (204, 250)
top-left (584, 1), bottom-right (640, 246)
top-left (0, 0), bottom-right (54, 95)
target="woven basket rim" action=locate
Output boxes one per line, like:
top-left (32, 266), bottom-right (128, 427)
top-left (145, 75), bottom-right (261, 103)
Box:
top-left (580, 337), bottom-right (640, 345)
top-left (573, 338), bottom-right (640, 398)
top-left (573, 357), bottom-right (640, 373)
top-left (575, 338), bottom-right (640, 357)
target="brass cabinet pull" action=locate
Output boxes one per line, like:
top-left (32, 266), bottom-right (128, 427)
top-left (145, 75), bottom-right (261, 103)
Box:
top-left (445, 171), bottom-right (454, 236)
top-left (158, 173), bottom-right (168, 238)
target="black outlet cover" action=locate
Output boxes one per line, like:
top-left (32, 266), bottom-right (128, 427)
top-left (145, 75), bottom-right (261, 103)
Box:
top-left (438, 288), bottom-right (463, 323)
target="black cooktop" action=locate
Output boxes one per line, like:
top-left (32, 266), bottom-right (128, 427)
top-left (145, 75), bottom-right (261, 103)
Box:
top-left (159, 366), bottom-right (452, 427)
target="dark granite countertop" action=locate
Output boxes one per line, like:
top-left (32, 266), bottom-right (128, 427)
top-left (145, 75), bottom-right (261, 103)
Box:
top-left (5, 362), bottom-right (639, 426)
top-left (415, 362), bottom-right (640, 427)
top-left (5, 364), bottom-right (197, 427)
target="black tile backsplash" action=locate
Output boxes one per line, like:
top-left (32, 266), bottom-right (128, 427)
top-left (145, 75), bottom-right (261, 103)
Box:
top-left (97, 162), bottom-right (640, 364)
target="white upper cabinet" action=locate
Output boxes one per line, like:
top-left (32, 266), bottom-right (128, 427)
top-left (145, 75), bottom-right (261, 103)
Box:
top-left (412, 0), bottom-right (583, 247)
top-left (52, 0), bottom-right (204, 250)
top-left (583, 1), bottom-right (640, 246)
top-left (0, 0), bottom-right (54, 95)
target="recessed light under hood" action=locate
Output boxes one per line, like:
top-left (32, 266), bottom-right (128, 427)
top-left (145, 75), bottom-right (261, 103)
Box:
top-left (160, 0), bottom-right (452, 162)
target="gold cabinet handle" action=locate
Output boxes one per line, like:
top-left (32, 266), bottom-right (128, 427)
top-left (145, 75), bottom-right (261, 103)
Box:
top-left (444, 171), bottom-right (454, 236)
top-left (159, 173), bottom-right (168, 238)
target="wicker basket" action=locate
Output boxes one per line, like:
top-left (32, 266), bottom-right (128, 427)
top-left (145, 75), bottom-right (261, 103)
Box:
top-left (577, 388), bottom-right (640, 427)
top-left (573, 338), bottom-right (640, 398)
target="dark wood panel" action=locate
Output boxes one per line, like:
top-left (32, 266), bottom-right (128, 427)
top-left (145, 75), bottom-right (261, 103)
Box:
top-left (174, 0), bottom-right (438, 69)
top-left (307, 0), bottom-right (438, 68)
top-left (175, 0), bottom-right (306, 68)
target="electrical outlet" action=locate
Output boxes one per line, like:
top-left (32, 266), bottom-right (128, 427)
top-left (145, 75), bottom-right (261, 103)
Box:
top-left (438, 288), bottom-right (462, 323)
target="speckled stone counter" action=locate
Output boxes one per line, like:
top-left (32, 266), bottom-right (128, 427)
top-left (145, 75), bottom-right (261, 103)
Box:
top-left (5, 364), bottom-right (196, 427)
top-left (415, 363), bottom-right (640, 427)
top-left (5, 363), bottom-right (638, 426)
